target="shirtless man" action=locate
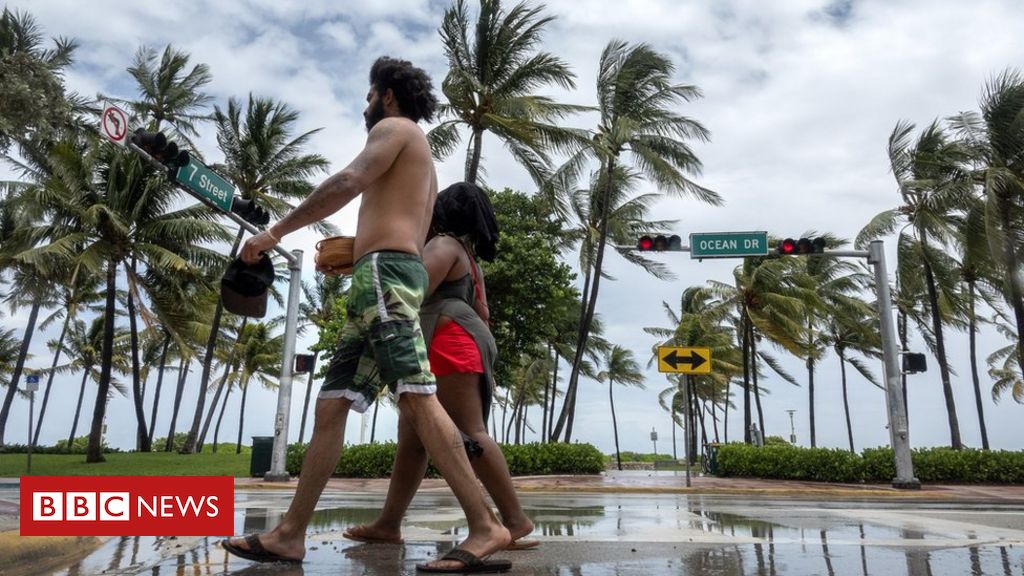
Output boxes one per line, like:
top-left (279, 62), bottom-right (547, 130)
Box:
top-left (222, 56), bottom-right (512, 573)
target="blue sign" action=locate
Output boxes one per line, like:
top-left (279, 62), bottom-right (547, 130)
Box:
top-left (26, 374), bottom-right (39, 384)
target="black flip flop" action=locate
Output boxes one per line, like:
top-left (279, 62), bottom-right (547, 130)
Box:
top-left (416, 548), bottom-right (511, 573)
top-left (221, 534), bottom-right (302, 564)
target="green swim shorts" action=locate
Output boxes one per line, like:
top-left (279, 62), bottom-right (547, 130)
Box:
top-left (319, 250), bottom-right (436, 412)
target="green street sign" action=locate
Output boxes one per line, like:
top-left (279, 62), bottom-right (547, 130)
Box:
top-left (690, 231), bottom-right (768, 259)
top-left (176, 157), bottom-right (234, 212)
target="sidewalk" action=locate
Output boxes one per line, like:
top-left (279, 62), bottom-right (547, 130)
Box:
top-left (235, 471), bottom-right (1024, 502)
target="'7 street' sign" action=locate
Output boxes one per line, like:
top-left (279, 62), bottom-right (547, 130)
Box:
top-left (657, 346), bottom-right (712, 374)
top-left (176, 157), bottom-right (234, 212)
top-left (690, 231), bottom-right (768, 259)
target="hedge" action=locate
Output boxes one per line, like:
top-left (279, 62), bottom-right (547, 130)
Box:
top-left (286, 441), bottom-right (605, 477)
top-left (716, 443), bottom-right (1024, 484)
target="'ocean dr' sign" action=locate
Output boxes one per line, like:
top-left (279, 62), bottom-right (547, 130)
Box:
top-left (689, 231), bottom-right (768, 259)
top-left (176, 157), bottom-right (234, 212)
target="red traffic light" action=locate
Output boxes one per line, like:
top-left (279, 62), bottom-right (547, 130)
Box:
top-left (638, 234), bottom-right (683, 252)
top-left (777, 237), bottom-right (826, 255)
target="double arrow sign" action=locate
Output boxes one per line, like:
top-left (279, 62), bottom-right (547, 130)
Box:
top-left (657, 346), bottom-right (712, 374)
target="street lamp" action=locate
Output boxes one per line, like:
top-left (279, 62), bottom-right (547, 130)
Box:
top-left (786, 409), bottom-right (797, 444)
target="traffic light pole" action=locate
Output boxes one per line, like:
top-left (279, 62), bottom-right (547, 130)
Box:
top-left (130, 142), bottom-right (303, 482)
top-left (622, 237), bottom-right (919, 489)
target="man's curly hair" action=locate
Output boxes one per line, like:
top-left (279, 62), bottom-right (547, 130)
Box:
top-left (369, 57), bottom-right (438, 123)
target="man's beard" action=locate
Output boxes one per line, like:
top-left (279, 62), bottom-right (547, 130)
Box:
top-left (365, 99), bottom-right (385, 131)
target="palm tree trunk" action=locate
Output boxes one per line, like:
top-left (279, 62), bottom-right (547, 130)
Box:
top-left (556, 160), bottom-right (617, 442)
top-left (750, 323), bottom-right (765, 436)
top-left (711, 388), bottom-right (720, 443)
top-left (465, 127), bottom-right (484, 184)
top-left (200, 319), bottom-right (248, 450)
top-left (34, 307), bottom-right (73, 446)
top-left (67, 369), bottom-right (90, 450)
top-left (146, 335), bottom-right (171, 446)
top-left (500, 396), bottom-right (509, 443)
top-left (547, 350), bottom-right (559, 442)
top-left (997, 196), bottom-right (1024, 381)
top-left (127, 262), bottom-right (150, 452)
top-left (922, 255), bottom-right (962, 449)
top-left (297, 351), bottom-right (319, 444)
top-left (235, 376), bottom-right (250, 454)
top-left (741, 316), bottom-right (752, 443)
top-left (370, 396), bottom-right (380, 442)
top-left (808, 355), bottom-right (816, 448)
top-left (87, 261), bottom-right (118, 463)
top-left (839, 351), bottom-right (855, 453)
top-left (165, 356), bottom-right (189, 452)
top-left (967, 282), bottom-right (989, 450)
top-left (183, 227), bottom-right (245, 453)
top-left (542, 345), bottom-right (553, 442)
top-left (212, 381), bottom-right (233, 452)
top-left (0, 299), bottom-right (41, 445)
top-left (723, 382), bottom-right (729, 443)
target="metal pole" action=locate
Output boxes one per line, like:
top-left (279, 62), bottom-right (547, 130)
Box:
top-left (265, 249), bottom-right (303, 482)
top-left (27, 390), bottom-right (34, 474)
top-left (868, 240), bottom-right (919, 489)
top-left (682, 375), bottom-right (691, 488)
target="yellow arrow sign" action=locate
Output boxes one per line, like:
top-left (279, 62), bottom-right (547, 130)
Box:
top-left (657, 346), bottom-right (712, 374)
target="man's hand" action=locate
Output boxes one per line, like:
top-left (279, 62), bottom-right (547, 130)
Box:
top-left (240, 231), bottom-right (279, 264)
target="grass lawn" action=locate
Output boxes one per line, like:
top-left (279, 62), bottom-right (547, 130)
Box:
top-left (0, 452), bottom-right (253, 477)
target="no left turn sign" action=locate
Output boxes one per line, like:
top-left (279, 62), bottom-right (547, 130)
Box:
top-left (101, 104), bottom-right (128, 145)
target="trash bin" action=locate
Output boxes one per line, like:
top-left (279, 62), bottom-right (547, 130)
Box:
top-left (250, 436), bottom-right (274, 477)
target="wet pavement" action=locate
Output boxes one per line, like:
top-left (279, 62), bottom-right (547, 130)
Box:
top-left (2, 475), bottom-right (1024, 575)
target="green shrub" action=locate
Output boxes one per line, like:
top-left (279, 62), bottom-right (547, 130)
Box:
top-left (285, 441), bottom-right (604, 477)
top-left (610, 451), bottom-right (676, 463)
top-left (717, 443), bottom-right (862, 482)
top-left (0, 435), bottom-right (117, 454)
top-left (764, 435), bottom-right (791, 446)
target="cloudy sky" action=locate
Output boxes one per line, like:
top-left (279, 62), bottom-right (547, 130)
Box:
top-left (3, 0), bottom-right (1023, 457)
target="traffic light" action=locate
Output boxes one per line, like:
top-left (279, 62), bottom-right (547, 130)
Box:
top-left (294, 353), bottom-right (316, 375)
top-left (902, 352), bottom-right (927, 374)
top-left (130, 128), bottom-right (190, 178)
top-left (231, 197), bottom-right (270, 226)
top-left (776, 237), bottom-right (826, 255)
top-left (637, 234), bottom-right (683, 251)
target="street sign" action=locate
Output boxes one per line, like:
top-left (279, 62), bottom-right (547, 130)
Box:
top-left (26, 374), bottom-right (39, 392)
top-left (657, 346), bottom-right (712, 374)
top-left (100, 104), bottom-right (128, 146)
top-left (176, 156), bottom-right (234, 212)
top-left (689, 231), bottom-right (768, 259)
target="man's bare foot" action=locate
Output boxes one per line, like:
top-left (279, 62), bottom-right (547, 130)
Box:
top-left (342, 523), bottom-right (404, 544)
top-left (221, 530), bottom-right (305, 563)
top-left (504, 517), bottom-right (535, 543)
top-left (420, 524), bottom-right (511, 571)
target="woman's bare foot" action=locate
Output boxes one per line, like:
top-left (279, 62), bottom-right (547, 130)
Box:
top-left (420, 524), bottom-right (511, 571)
top-left (342, 523), bottom-right (404, 544)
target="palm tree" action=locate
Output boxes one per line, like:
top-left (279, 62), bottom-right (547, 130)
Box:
top-left (947, 69), bottom-right (1024, 383)
top-left (552, 40), bottom-right (720, 443)
top-left (429, 0), bottom-right (586, 185)
top-left (858, 120), bottom-right (974, 449)
top-left (0, 8), bottom-right (78, 153)
top-left (0, 329), bottom-right (21, 412)
top-left (597, 345), bottom-right (644, 470)
top-left (120, 45), bottom-right (212, 140)
top-left (179, 93), bottom-right (330, 454)
top-left (299, 273), bottom-right (348, 443)
top-left (50, 317), bottom-right (129, 449)
top-left (825, 300), bottom-right (882, 453)
top-left (233, 321), bottom-right (283, 454)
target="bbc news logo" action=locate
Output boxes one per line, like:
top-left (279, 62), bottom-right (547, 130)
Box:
top-left (21, 476), bottom-right (233, 536)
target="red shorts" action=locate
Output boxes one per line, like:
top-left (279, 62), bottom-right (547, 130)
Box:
top-left (428, 321), bottom-right (483, 377)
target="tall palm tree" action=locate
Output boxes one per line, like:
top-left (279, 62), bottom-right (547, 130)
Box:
top-left (0, 329), bottom-right (21, 415)
top-left (552, 40), bottom-right (720, 443)
top-left (50, 317), bottom-right (129, 449)
top-left (825, 300), bottom-right (882, 453)
top-left (947, 69), bottom-right (1024, 383)
top-left (858, 120), bottom-right (974, 449)
top-left (299, 273), bottom-right (348, 443)
top-left (429, 0), bottom-right (587, 185)
top-left (0, 8), bottom-right (77, 153)
top-left (597, 345), bottom-right (644, 470)
top-left (233, 321), bottom-right (283, 454)
top-left (179, 94), bottom-right (330, 454)
top-left (120, 45), bottom-right (212, 140)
